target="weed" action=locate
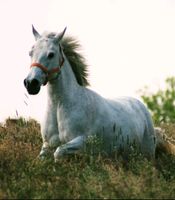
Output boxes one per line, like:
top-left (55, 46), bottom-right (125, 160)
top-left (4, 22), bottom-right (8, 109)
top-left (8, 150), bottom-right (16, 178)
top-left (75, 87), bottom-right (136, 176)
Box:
top-left (0, 118), bottom-right (175, 199)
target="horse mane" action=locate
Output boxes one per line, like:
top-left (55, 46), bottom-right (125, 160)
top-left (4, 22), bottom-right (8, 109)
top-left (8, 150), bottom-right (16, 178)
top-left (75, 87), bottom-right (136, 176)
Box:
top-left (45, 32), bottom-right (89, 86)
top-left (61, 36), bottom-right (90, 86)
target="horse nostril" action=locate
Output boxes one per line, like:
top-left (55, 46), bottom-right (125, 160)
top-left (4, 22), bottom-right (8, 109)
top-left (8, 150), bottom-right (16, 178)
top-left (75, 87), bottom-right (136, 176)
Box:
top-left (24, 78), bottom-right (41, 95)
top-left (24, 78), bottom-right (40, 89)
top-left (24, 79), bottom-right (28, 88)
top-left (30, 79), bottom-right (40, 88)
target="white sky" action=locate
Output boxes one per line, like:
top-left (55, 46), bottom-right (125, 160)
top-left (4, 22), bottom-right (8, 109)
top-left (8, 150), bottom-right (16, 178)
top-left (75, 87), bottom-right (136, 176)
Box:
top-left (0, 0), bottom-right (175, 123)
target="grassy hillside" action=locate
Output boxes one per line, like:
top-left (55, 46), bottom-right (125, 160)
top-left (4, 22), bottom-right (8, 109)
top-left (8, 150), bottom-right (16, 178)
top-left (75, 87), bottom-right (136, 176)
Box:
top-left (1, 118), bottom-right (175, 199)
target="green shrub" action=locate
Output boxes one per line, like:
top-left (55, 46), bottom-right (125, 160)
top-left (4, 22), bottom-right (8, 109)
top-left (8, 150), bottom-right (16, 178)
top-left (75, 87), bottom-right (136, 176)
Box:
top-left (139, 77), bottom-right (175, 124)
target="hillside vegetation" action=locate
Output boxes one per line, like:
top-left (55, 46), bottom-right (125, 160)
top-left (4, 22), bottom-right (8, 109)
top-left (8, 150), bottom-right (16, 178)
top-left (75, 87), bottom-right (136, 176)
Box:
top-left (1, 118), bottom-right (175, 199)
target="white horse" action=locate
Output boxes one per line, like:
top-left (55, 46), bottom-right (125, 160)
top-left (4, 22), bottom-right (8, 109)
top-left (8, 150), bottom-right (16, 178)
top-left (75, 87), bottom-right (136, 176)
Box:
top-left (24, 26), bottom-right (174, 161)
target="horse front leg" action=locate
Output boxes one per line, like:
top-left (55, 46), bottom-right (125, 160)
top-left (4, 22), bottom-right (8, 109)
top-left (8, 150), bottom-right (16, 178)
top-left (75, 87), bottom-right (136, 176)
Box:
top-left (39, 141), bottom-right (50, 159)
top-left (39, 135), bottom-right (60, 159)
top-left (39, 107), bottom-right (60, 159)
top-left (54, 135), bottom-right (86, 162)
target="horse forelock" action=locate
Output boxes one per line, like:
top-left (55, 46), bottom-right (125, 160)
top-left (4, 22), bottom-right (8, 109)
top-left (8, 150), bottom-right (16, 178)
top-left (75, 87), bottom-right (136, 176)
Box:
top-left (41, 32), bottom-right (90, 86)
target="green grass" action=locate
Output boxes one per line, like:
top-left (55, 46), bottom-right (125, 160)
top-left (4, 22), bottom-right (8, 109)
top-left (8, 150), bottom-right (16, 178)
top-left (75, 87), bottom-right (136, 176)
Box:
top-left (1, 118), bottom-right (175, 199)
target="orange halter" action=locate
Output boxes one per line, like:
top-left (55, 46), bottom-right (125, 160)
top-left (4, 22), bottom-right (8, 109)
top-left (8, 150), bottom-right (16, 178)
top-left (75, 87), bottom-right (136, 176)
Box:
top-left (30, 58), bottom-right (64, 75)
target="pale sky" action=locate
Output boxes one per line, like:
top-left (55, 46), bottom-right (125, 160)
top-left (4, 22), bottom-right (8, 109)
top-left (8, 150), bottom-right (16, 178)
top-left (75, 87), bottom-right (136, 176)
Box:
top-left (0, 0), bottom-right (175, 123)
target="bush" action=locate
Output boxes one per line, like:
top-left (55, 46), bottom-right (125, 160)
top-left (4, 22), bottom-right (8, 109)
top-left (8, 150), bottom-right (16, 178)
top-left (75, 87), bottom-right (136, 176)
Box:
top-left (139, 77), bottom-right (175, 124)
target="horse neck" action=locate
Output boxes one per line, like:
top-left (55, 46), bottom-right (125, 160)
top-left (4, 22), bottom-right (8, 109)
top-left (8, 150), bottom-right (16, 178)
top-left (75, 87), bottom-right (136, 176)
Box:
top-left (46, 57), bottom-right (80, 105)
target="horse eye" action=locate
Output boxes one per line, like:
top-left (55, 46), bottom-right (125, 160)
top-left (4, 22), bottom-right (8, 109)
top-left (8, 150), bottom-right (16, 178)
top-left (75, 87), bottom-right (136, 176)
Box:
top-left (48, 52), bottom-right (55, 59)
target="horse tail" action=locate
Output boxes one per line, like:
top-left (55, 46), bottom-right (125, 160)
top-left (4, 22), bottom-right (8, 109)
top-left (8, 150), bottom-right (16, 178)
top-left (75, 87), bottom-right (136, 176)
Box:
top-left (155, 127), bottom-right (175, 156)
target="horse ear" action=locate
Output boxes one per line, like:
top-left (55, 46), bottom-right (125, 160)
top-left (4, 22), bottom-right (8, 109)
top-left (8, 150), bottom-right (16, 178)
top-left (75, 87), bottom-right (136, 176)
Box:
top-left (32, 25), bottom-right (41, 41)
top-left (55, 27), bottom-right (67, 41)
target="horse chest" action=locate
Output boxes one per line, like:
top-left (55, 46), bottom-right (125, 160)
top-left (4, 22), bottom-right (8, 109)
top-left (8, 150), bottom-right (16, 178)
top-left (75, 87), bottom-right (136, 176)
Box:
top-left (57, 107), bottom-right (84, 142)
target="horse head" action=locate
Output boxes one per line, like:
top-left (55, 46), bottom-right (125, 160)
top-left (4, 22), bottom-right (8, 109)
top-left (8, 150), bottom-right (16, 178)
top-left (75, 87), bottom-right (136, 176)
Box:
top-left (24, 25), bottom-right (66, 95)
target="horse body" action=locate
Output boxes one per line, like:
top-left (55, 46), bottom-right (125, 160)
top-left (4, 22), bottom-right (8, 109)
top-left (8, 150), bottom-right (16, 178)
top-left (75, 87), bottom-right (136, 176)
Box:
top-left (41, 58), bottom-right (155, 159)
top-left (24, 26), bottom-right (156, 161)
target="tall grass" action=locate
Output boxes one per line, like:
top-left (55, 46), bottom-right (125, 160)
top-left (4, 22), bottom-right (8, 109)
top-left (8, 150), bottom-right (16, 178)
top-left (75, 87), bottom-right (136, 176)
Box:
top-left (0, 118), bottom-right (175, 199)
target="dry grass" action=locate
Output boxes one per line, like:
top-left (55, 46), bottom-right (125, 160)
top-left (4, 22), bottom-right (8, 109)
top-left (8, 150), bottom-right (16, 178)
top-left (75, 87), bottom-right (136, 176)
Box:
top-left (0, 118), bottom-right (175, 199)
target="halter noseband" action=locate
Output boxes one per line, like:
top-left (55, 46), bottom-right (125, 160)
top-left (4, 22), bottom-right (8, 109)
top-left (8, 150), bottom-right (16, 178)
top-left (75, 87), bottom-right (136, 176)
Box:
top-left (30, 45), bottom-right (64, 85)
top-left (30, 58), bottom-right (64, 76)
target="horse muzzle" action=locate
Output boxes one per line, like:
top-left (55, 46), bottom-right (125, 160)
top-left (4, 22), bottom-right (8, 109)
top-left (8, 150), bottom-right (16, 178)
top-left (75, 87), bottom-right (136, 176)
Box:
top-left (24, 78), bottom-right (41, 95)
